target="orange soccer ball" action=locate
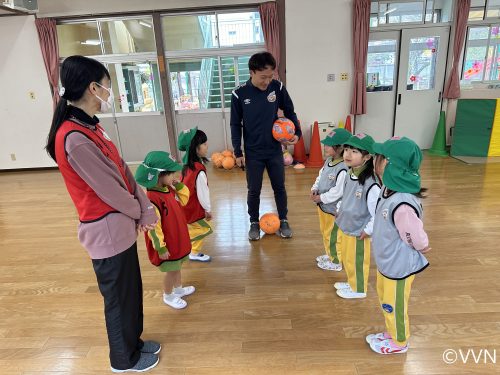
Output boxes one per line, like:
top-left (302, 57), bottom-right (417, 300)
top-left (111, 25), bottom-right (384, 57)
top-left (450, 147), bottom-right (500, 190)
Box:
top-left (272, 117), bottom-right (295, 142)
top-left (211, 152), bottom-right (223, 162)
top-left (222, 156), bottom-right (235, 169)
top-left (259, 213), bottom-right (280, 234)
top-left (222, 150), bottom-right (234, 157)
top-left (214, 157), bottom-right (224, 168)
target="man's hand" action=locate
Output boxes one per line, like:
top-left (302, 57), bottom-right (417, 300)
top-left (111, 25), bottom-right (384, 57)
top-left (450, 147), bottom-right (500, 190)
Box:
top-left (284, 135), bottom-right (299, 146)
top-left (236, 156), bottom-right (245, 168)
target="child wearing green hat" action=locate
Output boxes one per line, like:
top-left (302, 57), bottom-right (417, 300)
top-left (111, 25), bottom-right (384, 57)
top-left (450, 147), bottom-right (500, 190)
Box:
top-left (178, 127), bottom-right (213, 262)
top-left (334, 133), bottom-right (381, 299)
top-left (310, 128), bottom-right (352, 272)
top-left (366, 136), bottom-right (431, 355)
top-left (135, 151), bottom-right (196, 309)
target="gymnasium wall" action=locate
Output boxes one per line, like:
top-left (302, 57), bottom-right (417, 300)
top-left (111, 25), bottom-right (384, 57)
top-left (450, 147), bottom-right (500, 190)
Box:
top-left (0, 15), bottom-right (55, 169)
top-left (286, 0), bottom-right (352, 149)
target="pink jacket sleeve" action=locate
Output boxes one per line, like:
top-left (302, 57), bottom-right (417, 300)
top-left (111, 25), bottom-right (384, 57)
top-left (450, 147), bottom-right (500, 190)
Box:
top-left (393, 204), bottom-right (429, 251)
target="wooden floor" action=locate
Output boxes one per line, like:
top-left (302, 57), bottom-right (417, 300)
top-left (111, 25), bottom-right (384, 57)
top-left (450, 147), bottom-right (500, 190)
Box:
top-left (1, 155), bottom-right (500, 374)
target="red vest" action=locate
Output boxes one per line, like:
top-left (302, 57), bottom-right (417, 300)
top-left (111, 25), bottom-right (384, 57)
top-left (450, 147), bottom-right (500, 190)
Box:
top-left (145, 189), bottom-right (191, 266)
top-left (181, 162), bottom-right (207, 224)
top-left (55, 120), bottom-right (133, 223)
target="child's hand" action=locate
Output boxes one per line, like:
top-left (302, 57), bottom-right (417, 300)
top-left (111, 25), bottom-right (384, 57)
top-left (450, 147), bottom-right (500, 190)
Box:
top-left (419, 246), bottom-right (432, 254)
top-left (310, 190), bottom-right (319, 199)
top-left (205, 211), bottom-right (213, 221)
top-left (137, 222), bottom-right (157, 232)
top-left (358, 231), bottom-right (369, 240)
top-left (172, 178), bottom-right (180, 186)
top-left (312, 194), bottom-right (322, 203)
top-left (159, 250), bottom-right (170, 260)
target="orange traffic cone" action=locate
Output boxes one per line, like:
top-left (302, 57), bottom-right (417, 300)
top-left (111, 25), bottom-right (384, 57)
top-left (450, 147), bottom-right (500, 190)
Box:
top-left (345, 115), bottom-right (353, 134)
top-left (306, 121), bottom-right (324, 167)
top-left (293, 136), bottom-right (307, 163)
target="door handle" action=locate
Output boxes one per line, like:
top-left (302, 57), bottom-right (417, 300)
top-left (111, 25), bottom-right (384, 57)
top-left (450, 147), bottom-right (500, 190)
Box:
top-left (438, 91), bottom-right (442, 102)
top-left (398, 94), bottom-right (401, 105)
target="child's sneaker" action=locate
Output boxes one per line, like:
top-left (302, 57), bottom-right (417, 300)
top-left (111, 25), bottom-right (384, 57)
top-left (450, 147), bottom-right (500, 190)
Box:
top-left (316, 254), bottom-right (330, 263)
top-left (336, 288), bottom-right (366, 299)
top-left (317, 259), bottom-right (342, 271)
top-left (173, 285), bottom-right (196, 298)
top-left (189, 253), bottom-right (211, 262)
top-left (163, 293), bottom-right (187, 309)
top-left (111, 352), bottom-right (159, 372)
top-left (333, 282), bottom-right (351, 290)
top-left (365, 332), bottom-right (391, 344)
top-left (370, 338), bottom-right (408, 354)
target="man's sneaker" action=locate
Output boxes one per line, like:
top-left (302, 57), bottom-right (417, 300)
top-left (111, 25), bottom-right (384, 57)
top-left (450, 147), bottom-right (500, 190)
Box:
top-left (317, 260), bottom-right (342, 271)
top-left (140, 340), bottom-right (161, 354)
top-left (278, 220), bottom-right (293, 238)
top-left (336, 288), bottom-right (366, 299)
top-left (316, 254), bottom-right (330, 263)
top-left (333, 282), bottom-right (351, 290)
top-left (365, 332), bottom-right (391, 345)
top-left (370, 338), bottom-right (409, 355)
top-left (189, 253), bottom-right (211, 262)
top-left (248, 222), bottom-right (261, 241)
top-left (111, 352), bottom-right (159, 373)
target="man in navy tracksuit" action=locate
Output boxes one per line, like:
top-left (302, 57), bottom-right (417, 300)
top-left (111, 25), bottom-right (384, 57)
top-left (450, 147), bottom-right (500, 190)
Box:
top-left (230, 52), bottom-right (301, 241)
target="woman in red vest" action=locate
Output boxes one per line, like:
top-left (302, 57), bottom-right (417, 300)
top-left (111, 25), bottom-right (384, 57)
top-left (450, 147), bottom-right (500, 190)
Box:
top-left (178, 128), bottom-right (213, 262)
top-left (45, 56), bottom-right (160, 373)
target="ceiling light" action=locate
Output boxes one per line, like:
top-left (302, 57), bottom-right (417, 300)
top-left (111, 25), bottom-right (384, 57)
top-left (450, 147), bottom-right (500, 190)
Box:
top-left (383, 7), bottom-right (398, 16)
top-left (80, 40), bottom-right (100, 45)
top-left (139, 21), bottom-right (152, 28)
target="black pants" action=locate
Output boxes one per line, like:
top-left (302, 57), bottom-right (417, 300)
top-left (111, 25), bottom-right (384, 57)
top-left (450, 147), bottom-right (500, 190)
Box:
top-left (246, 154), bottom-right (288, 223)
top-left (92, 243), bottom-right (144, 370)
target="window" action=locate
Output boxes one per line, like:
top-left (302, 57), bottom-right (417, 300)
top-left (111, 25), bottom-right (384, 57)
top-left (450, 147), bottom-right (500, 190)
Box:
top-left (468, 0), bottom-right (500, 20)
top-left (161, 11), bottom-right (263, 51)
top-left (370, 0), bottom-right (452, 27)
top-left (57, 22), bottom-right (102, 56)
top-left (108, 62), bottom-right (163, 113)
top-left (406, 37), bottom-right (440, 90)
top-left (462, 25), bottom-right (500, 82)
top-left (366, 39), bottom-right (397, 91)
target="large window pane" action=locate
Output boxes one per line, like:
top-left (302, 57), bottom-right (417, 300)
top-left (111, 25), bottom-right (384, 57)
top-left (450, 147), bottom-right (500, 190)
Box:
top-left (101, 19), bottom-right (156, 54)
top-left (162, 14), bottom-right (218, 51)
top-left (217, 12), bottom-right (263, 47)
top-left (463, 27), bottom-right (489, 82)
top-left (425, 0), bottom-right (453, 23)
top-left (107, 62), bottom-right (162, 113)
top-left (406, 37), bottom-right (440, 90)
top-left (57, 22), bottom-right (101, 57)
top-left (469, 0), bottom-right (486, 20)
top-left (366, 39), bottom-right (397, 91)
top-left (169, 58), bottom-right (221, 110)
top-left (219, 55), bottom-right (251, 107)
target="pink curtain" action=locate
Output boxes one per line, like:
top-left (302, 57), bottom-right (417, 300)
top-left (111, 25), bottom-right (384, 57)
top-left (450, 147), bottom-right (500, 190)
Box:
top-left (259, 2), bottom-right (280, 78)
top-left (350, 0), bottom-right (371, 115)
top-left (35, 18), bottom-right (60, 109)
top-left (443, 0), bottom-right (471, 99)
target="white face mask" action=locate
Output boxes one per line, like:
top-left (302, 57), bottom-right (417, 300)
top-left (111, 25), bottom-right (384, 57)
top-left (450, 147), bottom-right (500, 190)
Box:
top-left (94, 82), bottom-right (114, 113)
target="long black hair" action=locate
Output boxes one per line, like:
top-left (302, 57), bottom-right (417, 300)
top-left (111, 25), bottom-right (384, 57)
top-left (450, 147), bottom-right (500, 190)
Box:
top-left (45, 56), bottom-right (110, 161)
top-left (344, 145), bottom-right (375, 186)
top-left (182, 130), bottom-right (208, 177)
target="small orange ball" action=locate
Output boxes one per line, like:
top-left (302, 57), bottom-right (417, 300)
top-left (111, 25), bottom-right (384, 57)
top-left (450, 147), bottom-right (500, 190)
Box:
top-left (259, 213), bottom-right (280, 234)
top-left (222, 150), bottom-right (233, 157)
top-left (222, 156), bottom-right (235, 169)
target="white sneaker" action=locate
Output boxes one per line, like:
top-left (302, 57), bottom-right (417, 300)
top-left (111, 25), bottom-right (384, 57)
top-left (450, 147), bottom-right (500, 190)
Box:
top-left (366, 332), bottom-right (391, 345)
top-left (336, 288), bottom-right (366, 299)
top-left (316, 254), bottom-right (330, 263)
top-left (173, 285), bottom-right (196, 298)
top-left (189, 253), bottom-right (211, 262)
top-left (163, 294), bottom-right (187, 309)
top-left (333, 282), bottom-right (351, 290)
top-left (317, 260), bottom-right (342, 271)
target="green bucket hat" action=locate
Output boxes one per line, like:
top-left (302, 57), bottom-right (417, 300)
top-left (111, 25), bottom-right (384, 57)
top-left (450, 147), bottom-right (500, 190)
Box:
top-left (372, 136), bottom-right (422, 193)
top-left (135, 151), bottom-right (182, 189)
top-left (321, 128), bottom-right (352, 147)
top-left (177, 127), bottom-right (198, 164)
top-left (343, 133), bottom-right (375, 154)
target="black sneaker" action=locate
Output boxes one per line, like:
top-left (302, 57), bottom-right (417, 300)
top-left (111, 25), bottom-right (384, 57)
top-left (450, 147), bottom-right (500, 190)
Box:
top-left (278, 220), bottom-right (293, 238)
top-left (111, 352), bottom-right (159, 373)
top-left (140, 340), bottom-right (161, 355)
top-left (248, 222), bottom-right (261, 241)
